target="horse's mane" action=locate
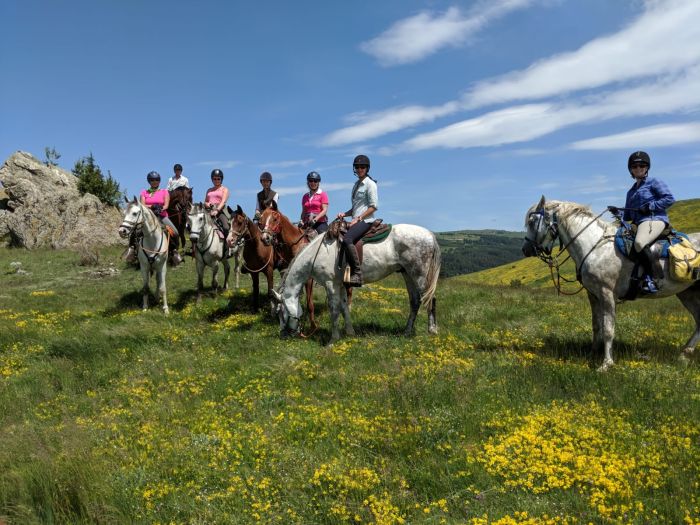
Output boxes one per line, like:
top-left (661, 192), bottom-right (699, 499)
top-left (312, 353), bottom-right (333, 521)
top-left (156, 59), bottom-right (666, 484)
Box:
top-left (542, 200), bottom-right (613, 233)
top-left (139, 201), bottom-right (159, 230)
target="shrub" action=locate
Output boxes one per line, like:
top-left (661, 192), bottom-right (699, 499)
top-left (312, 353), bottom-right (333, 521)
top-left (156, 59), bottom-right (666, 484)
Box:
top-left (72, 153), bottom-right (123, 207)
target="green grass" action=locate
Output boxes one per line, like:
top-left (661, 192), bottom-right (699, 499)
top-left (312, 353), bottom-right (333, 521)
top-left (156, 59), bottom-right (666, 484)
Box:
top-left (1, 245), bottom-right (699, 524)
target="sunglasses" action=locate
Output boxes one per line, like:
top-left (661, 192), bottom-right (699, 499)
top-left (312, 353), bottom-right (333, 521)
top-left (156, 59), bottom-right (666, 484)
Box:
top-left (630, 164), bottom-right (648, 169)
top-left (212, 177), bottom-right (222, 181)
top-left (354, 165), bottom-right (368, 169)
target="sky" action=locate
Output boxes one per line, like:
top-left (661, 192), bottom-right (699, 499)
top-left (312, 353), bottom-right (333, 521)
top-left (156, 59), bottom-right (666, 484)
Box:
top-left (2, 0), bottom-right (699, 232)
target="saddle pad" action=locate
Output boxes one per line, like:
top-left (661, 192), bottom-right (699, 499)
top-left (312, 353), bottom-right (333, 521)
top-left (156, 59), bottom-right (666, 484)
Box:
top-left (614, 227), bottom-right (689, 259)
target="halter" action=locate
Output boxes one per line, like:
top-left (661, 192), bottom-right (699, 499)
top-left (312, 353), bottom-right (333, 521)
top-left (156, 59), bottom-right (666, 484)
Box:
top-left (525, 207), bottom-right (610, 295)
top-left (190, 210), bottom-right (218, 256)
top-left (120, 206), bottom-right (144, 234)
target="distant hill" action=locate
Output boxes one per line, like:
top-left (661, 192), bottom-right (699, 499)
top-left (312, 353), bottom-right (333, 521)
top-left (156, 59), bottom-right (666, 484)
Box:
top-left (458, 198), bottom-right (700, 288)
top-left (436, 229), bottom-right (524, 277)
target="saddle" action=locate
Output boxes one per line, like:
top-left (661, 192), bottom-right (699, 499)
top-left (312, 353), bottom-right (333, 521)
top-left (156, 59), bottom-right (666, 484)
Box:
top-left (329, 219), bottom-right (392, 268)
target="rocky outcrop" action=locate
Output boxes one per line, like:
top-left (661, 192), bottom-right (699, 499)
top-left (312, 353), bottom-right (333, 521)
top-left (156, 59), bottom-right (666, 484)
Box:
top-left (0, 151), bottom-right (124, 249)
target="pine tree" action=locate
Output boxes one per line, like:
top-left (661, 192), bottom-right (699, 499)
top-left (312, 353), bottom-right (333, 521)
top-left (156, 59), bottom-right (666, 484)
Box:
top-left (44, 146), bottom-right (61, 166)
top-left (72, 153), bottom-right (123, 207)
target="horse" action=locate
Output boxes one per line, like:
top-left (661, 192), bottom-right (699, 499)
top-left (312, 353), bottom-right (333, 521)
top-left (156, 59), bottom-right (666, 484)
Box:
top-left (187, 202), bottom-right (231, 303)
top-left (259, 206), bottom-right (355, 332)
top-left (167, 186), bottom-right (192, 252)
top-left (271, 223), bottom-right (440, 343)
top-left (118, 197), bottom-right (170, 314)
top-left (522, 196), bottom-right (700, 371)
top-left (227, 205), bottom-right (276, 312)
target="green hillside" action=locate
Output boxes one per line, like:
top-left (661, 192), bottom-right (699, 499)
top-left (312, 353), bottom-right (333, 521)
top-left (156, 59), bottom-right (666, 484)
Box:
top-left (436, 229), bottom-right (523, 277)
top-left (461, 198), bottom-right (700, 288)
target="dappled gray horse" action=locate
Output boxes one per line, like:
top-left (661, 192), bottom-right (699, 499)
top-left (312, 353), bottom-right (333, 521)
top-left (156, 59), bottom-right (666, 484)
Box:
top-left (118, 198), bottom-right (170, 314)
top-left (188, 203), bottom-right (231, 303)
top-left (272, 223), bottom-right (440, 343)
top-left (523, 196), bottom-right (700, 370)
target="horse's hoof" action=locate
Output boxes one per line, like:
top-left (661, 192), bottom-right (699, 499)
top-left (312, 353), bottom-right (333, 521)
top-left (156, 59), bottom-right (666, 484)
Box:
top-left (597, 359), bottom-right (614, 372)
top-left (428, 327), bottom-right (439, 335)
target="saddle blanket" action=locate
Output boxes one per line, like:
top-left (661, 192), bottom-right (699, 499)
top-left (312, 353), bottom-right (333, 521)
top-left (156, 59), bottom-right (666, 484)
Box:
top-left (615, 227), bottom-right (689, 259)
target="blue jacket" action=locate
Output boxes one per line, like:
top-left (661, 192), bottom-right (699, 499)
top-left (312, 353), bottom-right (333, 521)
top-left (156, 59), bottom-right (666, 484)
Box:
top-left (624, 176), bottom-right (675, 225)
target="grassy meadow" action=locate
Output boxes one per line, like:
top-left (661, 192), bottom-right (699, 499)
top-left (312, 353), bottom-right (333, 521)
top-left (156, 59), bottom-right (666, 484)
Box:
top-left (1, 244), bottom-right (699, 524)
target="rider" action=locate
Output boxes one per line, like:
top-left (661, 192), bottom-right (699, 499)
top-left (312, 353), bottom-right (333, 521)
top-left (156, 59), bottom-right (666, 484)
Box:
top-left (300, 171), bottom-right (329, 234)
top-left (335, 154), bottom-right (378, 287)
top-left (136, 171), bottom-right (182, 265)
top-left (167, 163), bottom-right (190, 191)
top-left (615, 151), bottom-right (675, 293)
top-left (254, 171), bottom-right (278, 221)
top-left (205, 168), bottom-right (231, 244)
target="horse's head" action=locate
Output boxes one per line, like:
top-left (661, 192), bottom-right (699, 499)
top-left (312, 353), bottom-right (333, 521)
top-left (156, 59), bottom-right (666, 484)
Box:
top-left (227, 205), bottom-right (250, 246)
top-left (119, 197), bottom-right (143, 238)
top-left (522, 195), bottom-right (559, 257)
top-left (271, 288), bottom-right (301, 337)
top-left (259, 208), bottom-right (282, 246)
top-left (187, 202), bottom-right (207, 243)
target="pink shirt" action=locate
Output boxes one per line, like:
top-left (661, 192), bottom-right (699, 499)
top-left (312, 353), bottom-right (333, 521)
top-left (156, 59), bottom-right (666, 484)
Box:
top-left (140, 189), bottom-right (169, 217)
top-left (301, 190), bottom-right (329, 222)
top-left (205, 186), bottom-right (227, 206)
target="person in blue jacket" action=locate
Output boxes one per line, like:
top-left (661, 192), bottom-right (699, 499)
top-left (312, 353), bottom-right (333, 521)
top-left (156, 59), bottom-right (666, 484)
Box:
top-left (621, 151), bottom-right (675, 292)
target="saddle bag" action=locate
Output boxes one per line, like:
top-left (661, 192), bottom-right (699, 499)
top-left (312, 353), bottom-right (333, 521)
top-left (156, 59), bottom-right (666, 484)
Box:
top-left (668, 238), bottom-right (700, 282)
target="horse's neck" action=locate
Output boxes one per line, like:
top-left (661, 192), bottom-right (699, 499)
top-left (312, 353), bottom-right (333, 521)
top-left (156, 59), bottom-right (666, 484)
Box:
top-left (141, 208), bottom-right (164, 247)
top-left (558, 214), bottom-right (608, 262)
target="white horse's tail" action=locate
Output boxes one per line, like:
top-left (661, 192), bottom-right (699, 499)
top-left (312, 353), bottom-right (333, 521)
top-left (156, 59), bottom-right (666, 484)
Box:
top-left (420, 233), bottom-right (441, 310)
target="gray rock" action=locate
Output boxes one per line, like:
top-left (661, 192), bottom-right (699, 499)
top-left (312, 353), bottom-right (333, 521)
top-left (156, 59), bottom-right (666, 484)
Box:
top-left (0, 151), bottom-right (125, 249)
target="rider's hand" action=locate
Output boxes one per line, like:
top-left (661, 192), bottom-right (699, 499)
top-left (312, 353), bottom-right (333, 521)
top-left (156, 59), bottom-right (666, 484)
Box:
top-left (336, 212), bottom-right (345, 220)
top-left (607, 206), bottom-right (620, 215)
top-left (640, 202), bottom-right (652, 214)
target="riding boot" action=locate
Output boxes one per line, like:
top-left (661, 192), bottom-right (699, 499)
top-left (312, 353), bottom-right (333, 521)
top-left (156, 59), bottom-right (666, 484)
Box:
top-left (123, 245), bottom-right (137, 263)
top-left (170, 248), bottom-right (182, 267)
top-left (344, 244), bottom-right (363, 287)
top-left (637, 246), bottom-right (660, 293)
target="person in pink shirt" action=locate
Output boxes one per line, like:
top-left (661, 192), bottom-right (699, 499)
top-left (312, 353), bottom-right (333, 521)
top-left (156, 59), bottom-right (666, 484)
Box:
top-left (124, 171), bottom-right (182, 265)
top-left (204, 168), bottom-right (231, 240)
top-left (300, 171), bottom-right (329, 234)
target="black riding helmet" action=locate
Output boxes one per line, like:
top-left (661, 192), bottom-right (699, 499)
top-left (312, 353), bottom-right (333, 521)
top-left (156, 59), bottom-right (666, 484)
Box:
top-left (628, 151), bottom-right (650, 172)
top-left (147, 171), bottom-right (161, 182)
top-left (306, 171), bottom-right (321, 182)
top-left (260, 171), bottom-right (272, 182)
top-left (353, 154), bottom-right (370, 172)
top-left (173, 163), bottom-right (183, 171)
top-left (211, 169), bottom-right (224, 180)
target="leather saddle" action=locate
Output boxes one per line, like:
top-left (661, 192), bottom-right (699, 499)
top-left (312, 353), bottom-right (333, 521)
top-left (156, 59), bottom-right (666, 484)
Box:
top-left (329, 219), bottom-right (391, 267)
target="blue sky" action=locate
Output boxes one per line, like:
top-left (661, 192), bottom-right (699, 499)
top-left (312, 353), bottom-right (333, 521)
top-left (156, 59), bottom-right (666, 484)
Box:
top-left (2, 0), bottom-right (699, 232)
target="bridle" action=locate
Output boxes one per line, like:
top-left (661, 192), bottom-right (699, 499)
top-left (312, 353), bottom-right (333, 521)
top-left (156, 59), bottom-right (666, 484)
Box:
top-left (524, 207), bottom-right (610, 295)
top-left (230, 216), bottom-right (274, 273)
top-left (120, 206), bottom-right (144, 235)
top-left (189, 210), bottom-right (217, 256)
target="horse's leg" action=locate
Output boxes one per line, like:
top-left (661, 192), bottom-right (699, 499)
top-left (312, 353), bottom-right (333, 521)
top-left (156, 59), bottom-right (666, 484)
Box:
top-left (346, 286), bottom-right (353, 311)
top-left (157, 262), bottom-right (169, 315)
top-left (401, 273), bottom-right (421, 336)
top-left (195, 254), bottom-right (205, 303)
top-left (676, 283), bottom-right (700, 361)
top-left (266, 266), bottom-right (275, 317)
top-left (595, 289), bottom-right (616, 371)
top-left (324, 280), bottom-right (345, 343)
top-left (587, 291), bottom-right (603, 353)
top-left (222, 257), bottom-right (230, 291)
top-left (211, 258), bottom-right (220, 291)
top-left (141, 261), bottom-right (150, 311)
top-left (235, 254), bottom-right (241, 289)
top-left (428, 297), bottom-right (438, 335)
top-left (306, 279), bottom-right (317, 331)
top-left (252, 272), bottom-right (260, 311)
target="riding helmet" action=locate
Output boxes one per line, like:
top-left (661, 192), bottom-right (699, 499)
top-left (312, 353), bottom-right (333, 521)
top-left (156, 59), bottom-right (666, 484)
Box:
top-left (353, 154), bottom-right (370, 171)
top-left (306, 171), bottom-right (321, 182)
top-left (211, 169), bottom-right (224, 180)
top-left (147, 171), bottom-right (161, 182)
top-left (628, 151), bottom-right (650, 171)
top-left (173, 163), bottom-right (183, 171)
top-left (260, 171), bottom-right (272, 182)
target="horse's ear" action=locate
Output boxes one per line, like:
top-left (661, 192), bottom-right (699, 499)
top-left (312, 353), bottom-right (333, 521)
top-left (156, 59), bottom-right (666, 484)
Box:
top-left (132, 195), bottom-right (138, 203)
top-left (271, 200), bottom-right (278, 211)
top-left (537, 195), bottom-right (546, 212)
top-left (124, 195), bottom-right (129, 204)
top-left (236, 204), bottom-right (243, 215)
top-left (270, 289), bottom-right (282, 303)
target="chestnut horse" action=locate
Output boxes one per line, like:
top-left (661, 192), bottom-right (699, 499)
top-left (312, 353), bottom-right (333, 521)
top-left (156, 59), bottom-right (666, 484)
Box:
top-left (259, 206), bottom-right (353, 332)
top-left (227, 205), bottom-right (276, 312)
top-left (167, 186), bottom-right (193, 252)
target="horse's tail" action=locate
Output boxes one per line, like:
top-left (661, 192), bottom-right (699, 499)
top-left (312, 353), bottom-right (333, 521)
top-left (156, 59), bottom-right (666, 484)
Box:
top-left (420, 233), bottom-right (441, 310)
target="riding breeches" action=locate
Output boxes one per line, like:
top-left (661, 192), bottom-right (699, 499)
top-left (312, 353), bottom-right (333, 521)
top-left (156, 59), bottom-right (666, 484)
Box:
top-left (216, 213), bottom-right (230, 233)
top-left (634, 220), bottom-right (666, 252)
top-left (342, 221), bottom-right (371, 247)
top-left (160, 217), bottom-right (179, 240)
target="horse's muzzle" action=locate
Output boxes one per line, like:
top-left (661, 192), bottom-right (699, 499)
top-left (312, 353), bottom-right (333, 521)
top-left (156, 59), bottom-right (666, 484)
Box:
top-left (522, 238), bottom-right (537, 257)
top-left (118, 227), bottom-right (130, 239)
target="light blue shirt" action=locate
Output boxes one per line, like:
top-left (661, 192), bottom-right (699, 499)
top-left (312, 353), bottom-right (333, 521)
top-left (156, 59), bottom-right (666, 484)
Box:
top-left (350, 176), bottom-right (378, 222)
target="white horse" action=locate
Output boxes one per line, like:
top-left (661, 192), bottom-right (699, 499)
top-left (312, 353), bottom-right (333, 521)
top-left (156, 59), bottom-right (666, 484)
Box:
top-left (523, 196), bottom-right (700, 370)
top-left (272, 224), bottom-right (440, 343)
top-left (187, 203), bottom-right (231, 303)
top-left (118, 198), bottom-right (170, 314)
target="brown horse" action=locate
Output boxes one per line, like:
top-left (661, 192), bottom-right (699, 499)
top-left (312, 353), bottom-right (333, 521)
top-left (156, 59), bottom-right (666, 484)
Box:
top-left (228, 205), bottom-right (276, 312)
top-left (167, 187), bottom-right (193, 251)
top-left (259, 205), bottom-right (352, 332)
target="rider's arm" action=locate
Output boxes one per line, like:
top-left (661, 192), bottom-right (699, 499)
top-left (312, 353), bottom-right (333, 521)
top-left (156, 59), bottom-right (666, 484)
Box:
top-left (218, 187), bottom-right (230, 212)
top-left (649, 179), bottom-right (675, 211)
top-left (163, 192), bottom-right (170, 210)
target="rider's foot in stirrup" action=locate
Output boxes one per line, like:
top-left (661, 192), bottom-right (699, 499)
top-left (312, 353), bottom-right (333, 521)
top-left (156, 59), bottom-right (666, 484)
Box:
top-left (641, 275), bottom-right (658, 293)
top-left (123, 246), bottom-right (137, 263)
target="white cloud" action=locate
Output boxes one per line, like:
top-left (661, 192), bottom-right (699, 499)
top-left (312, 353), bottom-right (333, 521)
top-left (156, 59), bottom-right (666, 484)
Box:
top-left (272, 182), bottom-right (355, 197)
top-left (196, 160), bottom-right (241, 169)
top-left (361, 1), bottom-right (536, 66)
top-left (322, 0), bottom-right (700, 147)
top-left (261, 159), bottom-right (314, 169)
top-left (570, 122), bottom-right (700, 150)
top-left (465, 0), bottom-right (700, 107)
